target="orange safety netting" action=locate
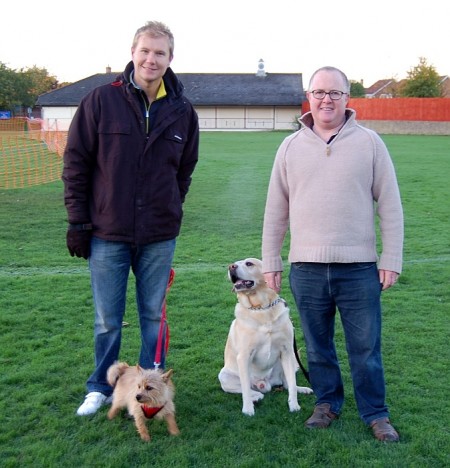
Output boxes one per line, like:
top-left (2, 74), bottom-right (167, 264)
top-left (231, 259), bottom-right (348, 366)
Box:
top-left (0, 118), bottom-right (67, 189)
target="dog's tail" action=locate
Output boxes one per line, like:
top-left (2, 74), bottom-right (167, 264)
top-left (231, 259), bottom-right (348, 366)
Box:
top-left (106, 361), bottom-right (130, 387)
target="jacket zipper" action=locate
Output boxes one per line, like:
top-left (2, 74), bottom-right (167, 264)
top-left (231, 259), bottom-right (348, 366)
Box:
top-left (144, 100), bottom-right (150, 134)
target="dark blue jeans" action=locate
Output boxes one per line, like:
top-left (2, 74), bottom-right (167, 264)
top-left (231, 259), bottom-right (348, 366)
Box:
top-left (86, 237), bottom-right (176, 396)
top-left (289, 262), bottom-right (389, 425)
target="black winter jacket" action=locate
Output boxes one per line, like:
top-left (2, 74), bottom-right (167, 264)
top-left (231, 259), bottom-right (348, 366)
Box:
top-left (62, 62), bottom-right (199, 244)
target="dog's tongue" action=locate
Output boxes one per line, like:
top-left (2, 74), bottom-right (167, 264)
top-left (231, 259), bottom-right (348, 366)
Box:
top-left (141, 405), bottom-right (163, 419)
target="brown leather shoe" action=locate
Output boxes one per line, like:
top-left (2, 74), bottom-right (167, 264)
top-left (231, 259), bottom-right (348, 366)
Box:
top-left (305, 403), bottom-right (338, 429)
top-left (370, 417), bottom-right (399, 442)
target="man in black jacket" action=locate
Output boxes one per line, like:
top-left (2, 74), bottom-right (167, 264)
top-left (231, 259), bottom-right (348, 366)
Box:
top-left (62, 21), bottom-right (199, 416)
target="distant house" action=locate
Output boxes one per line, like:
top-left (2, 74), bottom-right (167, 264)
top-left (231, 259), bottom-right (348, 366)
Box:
top-left (439, 75), bottom-right (450, 97)
top-left (365, 79), bottom-right (396, 98)
top-left (36, 61), bottom-right (304, 131)
top-left (365, 75), bottom-right (450, 98)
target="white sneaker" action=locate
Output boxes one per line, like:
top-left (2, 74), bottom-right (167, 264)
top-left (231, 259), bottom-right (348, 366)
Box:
top-left (76, 392), bottom-right (112, 416)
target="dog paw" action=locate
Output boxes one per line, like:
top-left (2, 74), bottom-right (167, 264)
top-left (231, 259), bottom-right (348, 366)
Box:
top-left (288, 401), bottom-right (301, 412)
top-left (242, 405), bottom-right (255, 416)
top-left (168, 422), bottom-right (180, 436)
top-left (250, 390), bottom-right (264, 402)
top-left (297, 386), bottom-right (314, 394)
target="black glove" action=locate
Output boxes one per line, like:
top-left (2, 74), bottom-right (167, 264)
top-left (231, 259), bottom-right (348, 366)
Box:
top-left (66, 224), bottom-right (92, 259)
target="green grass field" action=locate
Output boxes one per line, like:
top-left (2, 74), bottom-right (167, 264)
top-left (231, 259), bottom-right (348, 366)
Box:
top-left (0, 132), bottom-right (449, 467)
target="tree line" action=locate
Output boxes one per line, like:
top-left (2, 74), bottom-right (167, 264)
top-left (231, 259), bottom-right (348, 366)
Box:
top-left (0, 63), bottom-right (59, 113)
top-left (350, 57), bottom-right (444, 98)
top-left (0, 57), bottom-right (446, 115)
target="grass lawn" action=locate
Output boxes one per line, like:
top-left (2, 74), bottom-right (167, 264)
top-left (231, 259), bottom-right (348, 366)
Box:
top-left (0, 132), bottom-right (449, 467)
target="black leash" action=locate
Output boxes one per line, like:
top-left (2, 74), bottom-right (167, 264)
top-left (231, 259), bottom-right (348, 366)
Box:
top-left (293, 332), bottom-right (310, 384)
top-left (280, 299), bottom-right (310, 384)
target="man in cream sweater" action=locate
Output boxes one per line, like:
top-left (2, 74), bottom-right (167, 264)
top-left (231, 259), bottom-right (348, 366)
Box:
top-left (262, 66), bottom-right (403, 442)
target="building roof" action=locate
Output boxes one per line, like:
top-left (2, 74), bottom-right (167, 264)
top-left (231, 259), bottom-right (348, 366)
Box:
top-left (180, 73), bottom-right (303, 106)
top-left (36, 74), bottom-right (119, 106)
top-left (36, 71), bottom-right (305, 107)
top-left (365, 79), bottom-right (394, 98)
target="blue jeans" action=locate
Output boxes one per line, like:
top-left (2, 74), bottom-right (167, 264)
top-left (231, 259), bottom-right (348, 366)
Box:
top-left (289, 262), bottom-right (389, 425)
top-left (86, 237), bottom-right (176, 395)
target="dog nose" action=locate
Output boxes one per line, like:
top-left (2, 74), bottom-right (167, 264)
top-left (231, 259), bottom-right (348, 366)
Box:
top-left (229, 263), bottom-right (237, 271)
top-left (136, 394), bottom-right (142, 402)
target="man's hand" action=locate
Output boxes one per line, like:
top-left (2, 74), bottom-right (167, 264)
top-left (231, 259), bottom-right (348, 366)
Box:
top-left (379, 269), bottom-right (399, 291)
top-left (66, 229), bottom-right (92, 259)
top-left (264, 271), bottom-right (282, 293)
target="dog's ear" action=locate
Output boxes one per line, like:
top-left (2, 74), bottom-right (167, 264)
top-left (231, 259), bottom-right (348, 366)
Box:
top-left (162, 369), bottom-right (174, 382)
top-left (136, 364), bottom-right (143, 373)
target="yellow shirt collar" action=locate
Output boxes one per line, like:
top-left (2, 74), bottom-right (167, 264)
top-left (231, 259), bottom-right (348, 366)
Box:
top-left (156, 80), bottom-right (167, 100)
top-left (130, 70), bottom-right (167, 100)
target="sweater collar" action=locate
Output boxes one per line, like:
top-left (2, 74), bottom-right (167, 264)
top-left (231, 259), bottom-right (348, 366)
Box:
top-left (300, 108), bottom-right (356, 133)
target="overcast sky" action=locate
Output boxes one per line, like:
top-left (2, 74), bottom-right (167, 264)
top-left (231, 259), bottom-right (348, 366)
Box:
top-left (2, 0), bottom-right (449, 88)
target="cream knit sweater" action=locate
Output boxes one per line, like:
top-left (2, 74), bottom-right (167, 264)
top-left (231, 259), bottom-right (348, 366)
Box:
top-left (262, 109), bottom-right (403, 274)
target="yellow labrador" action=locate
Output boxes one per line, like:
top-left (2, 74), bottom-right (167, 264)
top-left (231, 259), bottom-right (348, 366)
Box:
top-left (218, 258), bottom-right (313, 416)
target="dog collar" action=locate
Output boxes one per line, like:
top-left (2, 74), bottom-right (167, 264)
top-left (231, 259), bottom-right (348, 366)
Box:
top-left (141, 405), bottom-right (164, 419)
top-left (247, 297), bottom-right (284, 311)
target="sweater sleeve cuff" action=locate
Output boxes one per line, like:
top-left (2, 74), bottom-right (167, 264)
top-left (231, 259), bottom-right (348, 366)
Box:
top-left (262, 256), bottom-right (284, 274)
top-left (379, 254), bottom-right (403, 274)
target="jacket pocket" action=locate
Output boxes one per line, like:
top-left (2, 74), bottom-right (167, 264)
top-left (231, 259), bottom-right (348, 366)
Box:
top-left (164, 128), bottom-right (185, 144)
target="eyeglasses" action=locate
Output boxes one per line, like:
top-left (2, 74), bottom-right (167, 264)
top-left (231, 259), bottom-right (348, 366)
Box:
top-left (310, 90), bottom-right (348, 100)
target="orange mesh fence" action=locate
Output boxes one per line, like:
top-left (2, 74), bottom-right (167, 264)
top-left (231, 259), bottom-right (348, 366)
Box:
top-left (302, 98), bottom-right (450, 121)
top-left (0, 118), bottom-right (67, 189)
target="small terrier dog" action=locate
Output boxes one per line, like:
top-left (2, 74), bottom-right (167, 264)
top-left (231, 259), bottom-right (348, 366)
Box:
top-left (106, 362), bottom-right (180, 442)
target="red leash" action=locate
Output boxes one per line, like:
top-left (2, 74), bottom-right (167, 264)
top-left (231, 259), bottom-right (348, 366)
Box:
top-left (154, 268), bottom-right (175, 369)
